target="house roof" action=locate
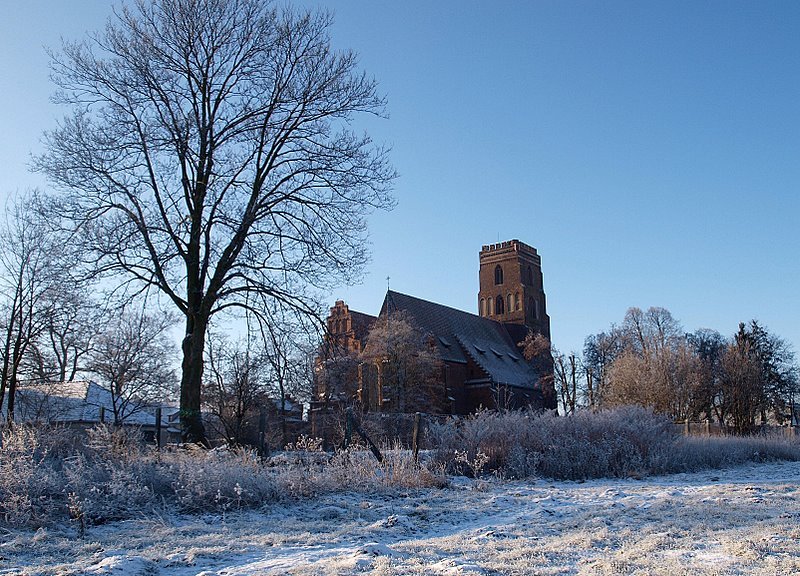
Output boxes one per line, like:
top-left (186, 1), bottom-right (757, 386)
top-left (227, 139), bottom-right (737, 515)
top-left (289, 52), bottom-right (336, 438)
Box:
top-left (380, 290), bottom-right (541, 389)
top-left (14, 381), bottom-right (175, 427)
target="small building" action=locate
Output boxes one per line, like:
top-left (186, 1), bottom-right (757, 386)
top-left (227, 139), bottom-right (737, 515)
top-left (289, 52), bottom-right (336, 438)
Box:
top-left (13, 381), bottom-right (180, 444)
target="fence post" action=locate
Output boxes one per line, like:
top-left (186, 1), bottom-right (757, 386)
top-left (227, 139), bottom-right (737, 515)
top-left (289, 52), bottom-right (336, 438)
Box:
top-left (258, 408), bottom-right (269, 456)
top-left (155, 407), bottom-right (162, 450)
top-left (412, 412), bottom-right (421, 462)
top-left (343, 408), bottom-right (353, 450)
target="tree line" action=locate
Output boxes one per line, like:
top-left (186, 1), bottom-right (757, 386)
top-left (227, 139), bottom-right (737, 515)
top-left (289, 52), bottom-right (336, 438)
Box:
top-left (0, 192), bottom-right (321, 447)
top-left (547, 307), bottom-right (798, 435)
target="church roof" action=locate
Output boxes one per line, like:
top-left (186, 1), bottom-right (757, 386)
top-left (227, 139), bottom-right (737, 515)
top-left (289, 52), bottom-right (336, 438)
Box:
top-left (380, 290), bottom-right (541, 390)
top-left (349, 309), bottom-right (378, 341)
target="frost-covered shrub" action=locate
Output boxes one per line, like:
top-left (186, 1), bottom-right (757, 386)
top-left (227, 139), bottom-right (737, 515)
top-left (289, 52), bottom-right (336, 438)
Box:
top-left (428, 409), bottom-right (529, 476)
top-left (170, 445), bottom-right (278, 512)
top-left (63, 452), bottom-right (160, 523)
top-left (428, 407), bottom-right (800, 480)
top-left (428, 406), bottom-right (677, 480)
top-left (273, 442), bottom-right (446, 497)
top-left (325, 446), bottom-right (446, 491)
top-left (0, 425), bottom-right (71, 526)
top-left (531, 407), bottom-right (676, 479)
top-left (662, 434), bottom-right (800, 474)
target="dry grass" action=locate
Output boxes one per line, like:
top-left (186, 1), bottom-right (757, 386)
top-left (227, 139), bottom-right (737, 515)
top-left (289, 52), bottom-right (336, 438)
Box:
top-left (2, 408), bottom-right (799, 529)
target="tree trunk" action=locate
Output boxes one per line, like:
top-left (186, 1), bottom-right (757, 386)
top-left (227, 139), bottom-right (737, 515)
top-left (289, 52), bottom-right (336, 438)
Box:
top-left (180, 314), bottom-right (209, 445)
top-left (280, 392), bottom-right (288, 449)
top-left (0, 318), bottom-right (14, 416)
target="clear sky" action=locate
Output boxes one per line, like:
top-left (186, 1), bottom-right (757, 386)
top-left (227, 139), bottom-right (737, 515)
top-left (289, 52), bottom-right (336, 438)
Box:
top-left (1, 1), bottom-right (798, 356)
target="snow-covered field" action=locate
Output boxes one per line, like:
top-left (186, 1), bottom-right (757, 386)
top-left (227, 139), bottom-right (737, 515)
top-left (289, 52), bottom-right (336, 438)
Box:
top-left (4, 460), bottom-right (800, 575)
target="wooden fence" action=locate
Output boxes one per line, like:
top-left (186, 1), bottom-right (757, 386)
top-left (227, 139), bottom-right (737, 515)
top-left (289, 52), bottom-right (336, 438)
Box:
top-left (674, 420), bottom-right (799, 437)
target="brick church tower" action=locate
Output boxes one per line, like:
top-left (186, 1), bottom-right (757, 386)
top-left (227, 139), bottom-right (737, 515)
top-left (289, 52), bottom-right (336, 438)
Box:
top-left (477, 239), bottom-right (550, 339)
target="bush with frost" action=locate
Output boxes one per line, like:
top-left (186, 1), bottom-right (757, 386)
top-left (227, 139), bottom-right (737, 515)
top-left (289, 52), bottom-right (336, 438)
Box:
top-left (435, 406), bottom-right (800, 480)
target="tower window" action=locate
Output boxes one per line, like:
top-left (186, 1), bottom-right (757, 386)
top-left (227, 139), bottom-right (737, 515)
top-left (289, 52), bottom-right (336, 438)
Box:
top-left (530, 298), bottom-right (538, 320)
top-left (494, 265), bottom-right (504, 285)
top-left (515, 292), bottom-right (521, 311)
top-left (480, 298), bottom-right (486, 316)
top-left (496, 295), bottom-right (505, 315)
top-left (488, 297), bottom-right (494, 316)
top-left (507, 294), bottom-right (513, 313)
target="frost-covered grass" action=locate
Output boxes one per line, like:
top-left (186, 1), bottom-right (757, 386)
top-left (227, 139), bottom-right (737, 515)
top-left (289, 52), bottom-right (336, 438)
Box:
top-left (2, 407), bottom-right (800, 531)
top-left (6, 461), bottom-right (800, 575)
top-left (0, 426), bottom-right (444, 529)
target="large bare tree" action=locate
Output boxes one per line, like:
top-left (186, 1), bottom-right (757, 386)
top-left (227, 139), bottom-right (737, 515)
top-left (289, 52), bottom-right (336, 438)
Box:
top-left (36, 0), bottom-right (395, 442)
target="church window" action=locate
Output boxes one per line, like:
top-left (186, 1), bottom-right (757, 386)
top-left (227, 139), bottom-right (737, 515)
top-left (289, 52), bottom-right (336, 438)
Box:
top-left (494, 265), bottom-right (504, 285)
top-left (515, 292), bottom-right (521, 310)
top-left (496, 295), bottom-right (505, 315)
top-left (507, 294), bottom-right (513, 313)
top-left (488, 297), bottom-right (494, 316)
top-left (480, 298), bottom-right (486, 316)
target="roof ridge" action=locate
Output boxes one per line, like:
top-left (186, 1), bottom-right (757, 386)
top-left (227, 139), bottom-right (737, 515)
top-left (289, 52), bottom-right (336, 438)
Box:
top-left (387, 290), bottom-right (499, 323)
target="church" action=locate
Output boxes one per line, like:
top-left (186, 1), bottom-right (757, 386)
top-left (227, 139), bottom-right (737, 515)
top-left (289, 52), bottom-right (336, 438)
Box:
top-left (312, 239), bottom-right (556, 422)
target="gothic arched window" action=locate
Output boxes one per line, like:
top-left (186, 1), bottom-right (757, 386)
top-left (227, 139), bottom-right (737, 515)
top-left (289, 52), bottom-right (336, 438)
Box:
top-left (507, 294), bottom-right (513, 313)
top-left (494, 265), bottom-right (504, 285)
top-left (488, 297), bottom-right (494, 316)
top-left (480, 298), bottom-right (486, 316)
top-left (496, 295), bottom-right (505, 315)
top-left (515, 292), bottom-right (521, 311)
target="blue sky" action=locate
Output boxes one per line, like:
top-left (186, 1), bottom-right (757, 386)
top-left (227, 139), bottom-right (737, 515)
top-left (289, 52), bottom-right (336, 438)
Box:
top-left (1, 1), bottom-right (798, 356)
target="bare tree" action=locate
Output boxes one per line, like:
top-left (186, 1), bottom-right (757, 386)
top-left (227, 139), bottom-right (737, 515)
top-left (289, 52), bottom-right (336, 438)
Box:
top-left (716, 322), bottom-right (798, 434)
top-left (85, 305), bottom-right (177, 424)
top-left (203, 330), bottom-right (269, 446)
top-left (686, 328), bottom-right (727, 421)
top-left (553, 349), bottom-right (581, 415)
top-left (718, 330), bottom-right (763, 435)
top-left (597, 307), bottom-right (705, 420)
top-left (518, 331), bottom-right (557, 411)
top-left (315, 350), bottom-right (361, 406)
top-left (258, 305), bottom-right (316, 446)
top-left (0, 193), bottom-right (66, 423)
top-left (583, 330), bottom-right (624, 407)
top-left (36, 0), bottom-right (395, 442)
top-left (204, 310), bottom-right (314, 447)
top-left (360, 311), bottom-right (442, 413)
top-left (25, 291), bottom-right (104, 385)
